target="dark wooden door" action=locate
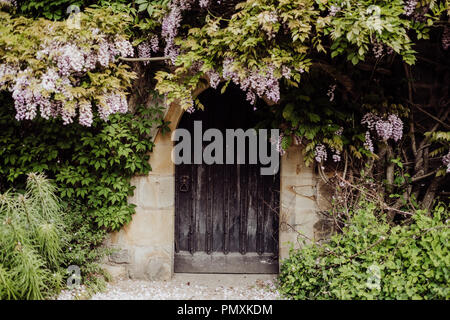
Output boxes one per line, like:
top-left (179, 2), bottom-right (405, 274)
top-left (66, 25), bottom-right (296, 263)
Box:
top-left (174, 86), bottom-right (280, 273)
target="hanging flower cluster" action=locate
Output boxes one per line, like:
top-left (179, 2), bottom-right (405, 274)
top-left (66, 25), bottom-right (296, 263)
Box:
top-left (362, 113), bottom-right (404, 144)
top-left (404, 0), bottom-right (418, 16)
top-left (313, 143), bottom-right (342, 165)
top-left (332, 149), bottom-right (341, 162)
top-left (314, 144), bottom-right (328, 163)
top-left (159, 0), bottom-right (285, 97)
top-left (371, 38), bottom-right (395, 59)
top-left (328, 5), bottom-right (341, 17)
top-left (364, 131), bottom-right (374, 153)
top-left (206, 70), bottom-right (221, 89)
top-left (222, 58), bottom-right (294, 104)
top-left (327, 84), bottom-right (336, 102)
top-left (0, 9), bottom-right (136, 127)
top-left (1, 35), bottom-right (133, 126)
top-left (138, 42), bottom-right (152, 65)
top-left (161, 1), bottom-right (183, 63)
top-left (137, 35), bottom-right (160, 66)
top-left (199, 0), bottom-right (210, 7)
top-left (161, 0), bottom-right (223, 64)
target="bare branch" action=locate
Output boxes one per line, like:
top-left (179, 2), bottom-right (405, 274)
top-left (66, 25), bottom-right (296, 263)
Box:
top-left (408, 101), bottom-right (450, 130)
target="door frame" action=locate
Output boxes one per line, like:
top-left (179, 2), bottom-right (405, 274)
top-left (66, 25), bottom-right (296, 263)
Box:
top-left (105, 85), bottom-right (322, 280)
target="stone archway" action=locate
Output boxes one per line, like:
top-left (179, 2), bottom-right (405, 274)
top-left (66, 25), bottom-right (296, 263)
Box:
top-left (104, 86), bottom-right (327, 280)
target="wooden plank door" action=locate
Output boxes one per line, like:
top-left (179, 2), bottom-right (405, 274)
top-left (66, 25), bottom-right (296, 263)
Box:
top-left (174, 86), bottom-right (280, 273)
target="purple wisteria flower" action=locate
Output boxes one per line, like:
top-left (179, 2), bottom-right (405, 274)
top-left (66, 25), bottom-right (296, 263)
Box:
top-left (404, 0), bottom-right (418, 16)
top-left (327, 84), bottom-right (336, 102)
top-left (314, 144), bottom-right (327, 163)
top-left (2, 27), bottom-right (135, 126)
top-left (329, 5), bottom-right (341, 17)
top-left (364, 131), bottom-right (374, 152)
top-left (223, 58), bottom-right (283, 104)
top-left (388, 114), bottom-right (403, 142)
top-left (115, 37), bottom-right (134, 58)
top-left (150, 35), bottom-right (160, 53)
top-left (78, 100), bottom-right (93, 127)
top-left (335, 127), bottom-right (344, 136)
top-left (372, 41), bottom-right (384, 59)
top-left (186, 106), bottom-right (195, 114)
top-left (199, 0), bottom-right (210, 7)
top-left (60, 105), bottom-right (76, 125)
top-left (138, 42), bottom-right (152, 66)
top-left (162, 3), bottom-right (182, 63)
top-left (206, 70), bottom-right (221, 89)
top-left (362, 112), bottom-right (403, 143)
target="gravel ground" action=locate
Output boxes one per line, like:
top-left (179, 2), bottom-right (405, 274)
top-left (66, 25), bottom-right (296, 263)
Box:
top-left (57, 274), bottom-right (283, 300)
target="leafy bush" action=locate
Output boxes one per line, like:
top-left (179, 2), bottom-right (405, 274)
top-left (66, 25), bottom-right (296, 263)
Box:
top-left (0, 173), bottom-right (66, 300)
top-left (278, 202), bottom-right (450, 300)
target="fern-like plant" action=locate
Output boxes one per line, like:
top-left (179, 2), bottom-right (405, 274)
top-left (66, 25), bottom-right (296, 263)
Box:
top-left (0, 173), bottom-right (66, 300)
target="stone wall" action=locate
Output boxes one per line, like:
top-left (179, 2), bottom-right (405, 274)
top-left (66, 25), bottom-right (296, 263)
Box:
top-left (102, 101), bottom-right (332, 280)
top-left (278, 146), bottom-right (330, 260)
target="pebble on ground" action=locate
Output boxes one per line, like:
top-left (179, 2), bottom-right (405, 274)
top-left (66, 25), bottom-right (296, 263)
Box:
top-left (57, 276), bottom-right (283, 300)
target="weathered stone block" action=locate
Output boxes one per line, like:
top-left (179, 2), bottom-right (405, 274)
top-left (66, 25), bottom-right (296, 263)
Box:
top-left (145, 257), bottom-right (171, 281)
top-left (279, 231), bottom-right (299, 248)
top-left (153, 129), bottom-right (174, 146)
top-left (316, 179), bottom-right (333, 211)
top-left (280, 175), bottom-right (315, 206)
top-left (138, 175), bottom-right (174, 209)
top-left (122, 209), bottom-right (174, 247)
top-left (138, 176), bottom-right (158, 209)
top-left (128, 246), bottom-right (172, 280)
top-left (294, 195), bottom-right (317, 211)
top-left (291, 211), bottom-right (317, 238)
top-left (279, 246), bottom-right (292, 262)
top-left (156, 176), bottom-right (175, 208)
top-left (281, 146), bottom-right (309, 176)
top-left (101, 264), bottom-right (127, 280)
top-left (108, 249), bottom-right (130, 264)
top-left (148, 144), bottom-right (175, 174)
top-left (291, 184), bottom-right (315, 198)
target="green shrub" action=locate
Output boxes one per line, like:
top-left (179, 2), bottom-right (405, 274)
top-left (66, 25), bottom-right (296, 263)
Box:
top-left (0, 173), bottom-right (66, 300)
top-left (278, 202), bottom-right (450, 300)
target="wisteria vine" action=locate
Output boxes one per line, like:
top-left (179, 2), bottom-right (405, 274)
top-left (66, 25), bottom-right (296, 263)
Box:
top-left (0, 10), bottom-right (135, 126)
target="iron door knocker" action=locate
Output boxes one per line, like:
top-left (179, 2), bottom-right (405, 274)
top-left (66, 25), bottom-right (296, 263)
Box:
top-left (179, 175), bottom-right (190, 192)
